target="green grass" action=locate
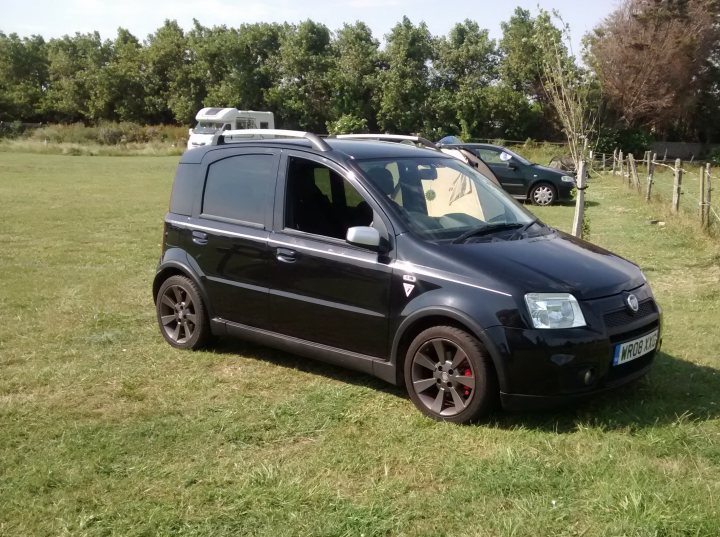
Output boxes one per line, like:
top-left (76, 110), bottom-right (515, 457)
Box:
top-left (1, 153), bottom-right (720, 536)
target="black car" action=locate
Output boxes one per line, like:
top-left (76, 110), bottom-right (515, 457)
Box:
top-left (153, 130), bottom-right (661, 423)
top-left (438, 143), bottom-right (576, 205)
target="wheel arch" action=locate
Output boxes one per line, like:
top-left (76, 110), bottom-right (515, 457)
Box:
top-left (152, 260), bottom-right (214, 319)
top-left (391, 308), bottom-right (507, 391)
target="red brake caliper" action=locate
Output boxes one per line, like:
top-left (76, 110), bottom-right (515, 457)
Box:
top-left (463, 368), bottom-right (472, 397)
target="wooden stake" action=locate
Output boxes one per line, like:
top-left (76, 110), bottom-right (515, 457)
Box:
top-left (705, 163), bottom-right (712, 229)
top-left (700, 163), bottom-right (707, 227)
top-left (572, 160), bottom-right (587, 238)
top-left (629, 154), bottom-right (641, 191)
top-left (645, 154), bottom-right (655, 202)
top-left (619, 150), bottom-right (624, 179)
top-left (672, 158), bottom-right (683, 214)
top-left (602, 153), bottom-right (606, 172)
top-left (612, 149), bottom-right (618, 175)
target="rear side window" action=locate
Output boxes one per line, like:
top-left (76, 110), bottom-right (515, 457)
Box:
top-left (170, 163), bottom-right (200, 216)
top-left (202, 154), bottom-right (274, 225)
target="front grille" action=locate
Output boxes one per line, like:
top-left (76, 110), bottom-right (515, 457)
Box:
top-left (603, 299), bottom-right (657, 329)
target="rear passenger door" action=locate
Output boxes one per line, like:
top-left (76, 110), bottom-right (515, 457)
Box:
top-left (187, 148), bottom-right (279, 328)
top-left (267, 152), bottom-right (393, 359)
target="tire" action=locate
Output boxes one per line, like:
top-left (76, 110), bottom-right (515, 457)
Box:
top-left (529, 182), bottom-right (557, 206)
top-left (404, 326), bottom-right (497, 424)
top-left (156, 275), bottom-right (210, 350)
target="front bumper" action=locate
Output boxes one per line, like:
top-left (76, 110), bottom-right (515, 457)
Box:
top-left (499, 359), bottom-right (652, 411)
top-left (486, 286), bottom-right (661, 409)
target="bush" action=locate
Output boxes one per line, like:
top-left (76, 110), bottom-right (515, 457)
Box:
top-left (29, 122), bottom-right (188, 146)
top-left (0, 121), bottom-right (27, 139)
top-left (596, 127), bottom-right (653, 155)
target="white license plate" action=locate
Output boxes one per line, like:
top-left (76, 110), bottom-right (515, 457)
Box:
top-left (613, 330), bottom-right (659, 366)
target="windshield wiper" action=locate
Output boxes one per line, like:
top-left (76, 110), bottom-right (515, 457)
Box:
top-left (451, 222), bottom-right (524, 244)
top-left (508, 218), bottom-right (540, 240)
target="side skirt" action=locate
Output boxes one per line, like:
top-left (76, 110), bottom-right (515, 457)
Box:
top-left (211, 318), bottom-right (397, 385)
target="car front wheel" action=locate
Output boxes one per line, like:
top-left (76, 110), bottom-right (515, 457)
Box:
top-left (404, 326), bottom-right (497, 423)
top-left (529, 182), bottom-right (557, 206)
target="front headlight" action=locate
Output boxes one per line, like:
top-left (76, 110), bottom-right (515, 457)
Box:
top-left (561, 175), bottom-right (575, 183)
top-left (525, 293), bottom-right (586, 329)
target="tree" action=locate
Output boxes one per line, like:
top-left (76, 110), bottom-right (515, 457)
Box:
top-left (0, 32), bottom-right (48, 121)
top-left (143, 20), bottom-right (194, 124)
top-left (201, 22), bottom-right (283, 110)
top-left (431, 20), bottom-right (498, 139)
top-left (44, 32), bottom-right (111, 122)
top-left (499, 8), bottom-right (563, 139)
top-left (376, 17), bottom-right (434, 134)
top-left (266, 20), bottom-right (334, 131)
top-left (535, 10), bottom-right (595, 168)
top-left (86, 28), bottom-right (146, 122)
top-left (586, 0), bottom-right (718, 136)
top-left (329, 22), bottom-right (380, 130)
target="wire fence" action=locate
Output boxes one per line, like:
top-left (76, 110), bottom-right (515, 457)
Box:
top-left (586, 150), bottom-right (718, 233)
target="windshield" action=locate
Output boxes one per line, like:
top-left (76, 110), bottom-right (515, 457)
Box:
top-left (357, 156), bottom-right (538, 242)
top-left (193, 121), bottom-right (225, 134)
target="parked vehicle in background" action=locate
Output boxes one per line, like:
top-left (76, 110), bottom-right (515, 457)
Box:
top-left (187, 108), bottom-right (274, 150)
top-left (335, 133), bottom-right (502, 186)
top-left (438, 142), bottom-right (576, 205)
top-left (154, 129), bottom-right (661, 424)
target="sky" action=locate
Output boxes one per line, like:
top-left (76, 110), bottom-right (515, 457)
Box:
top-left (2, 0), bottom-right (620, 55)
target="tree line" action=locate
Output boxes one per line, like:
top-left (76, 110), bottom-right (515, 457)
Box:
top-left (1, 1), bottom-right (719, 146)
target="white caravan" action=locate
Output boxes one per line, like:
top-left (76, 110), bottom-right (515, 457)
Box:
top-left (187, 108), bottom-right (275, 150)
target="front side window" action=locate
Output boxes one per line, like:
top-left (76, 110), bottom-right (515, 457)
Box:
top-left (202, 154), bottom-right (275, 224)
top-left (284, 157), bottom-right (372, 240)
top-left (357, 156), bottom-right (536, 242)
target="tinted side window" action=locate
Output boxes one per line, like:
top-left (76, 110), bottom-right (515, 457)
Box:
top-left (284, 157), bottom-right (372, 240)
top-left (170, 163), bottom-right (200, 216)
top-left (203, 154), bottom-right (274, 224)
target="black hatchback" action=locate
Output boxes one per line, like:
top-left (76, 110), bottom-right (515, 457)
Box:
top-left (439, 142), bottom-right (576, 205)
top-left (153, 130), bottom-right (661, 423)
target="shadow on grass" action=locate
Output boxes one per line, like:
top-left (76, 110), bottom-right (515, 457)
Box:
top-left (209, 340), bottom-right (719, 431)
top-left (489, 352), bottom-right (720, 432)
top-left (209, 337), bottom-right (405, 398)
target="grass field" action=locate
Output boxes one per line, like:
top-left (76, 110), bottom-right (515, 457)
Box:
top-left (1, 152), bottom-right (719, 536)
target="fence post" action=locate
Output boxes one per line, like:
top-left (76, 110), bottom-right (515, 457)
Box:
top-left (645, 154), bottom-right (655, 202)
top-left (672, 158), bottom-right (683, 214)
top-left (705, 164), bottom-right (712, 230)
top-left (612, 149), bottom-right (618, 175)
top-left (572, 160), bottom-right (587, 238)
top-left (645, 151), bottom-right (651, 176)
top-left (602, 153), bottom-right (606, 172)
top-left (631, 154), bottom-right (641, 191)
top-left (700, 163), bottom-right (707, 227)
top-left (619, 150), bottom-right (624, 179)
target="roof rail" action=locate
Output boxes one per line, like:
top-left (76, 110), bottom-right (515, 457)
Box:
top-left (335, 133), bottom-right (437, 149)
top-left (212, 129), bottom-right (331, 152)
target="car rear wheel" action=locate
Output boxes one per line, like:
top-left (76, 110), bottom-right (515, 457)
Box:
top-left (529, 182), bottom-right (557, 206)
top-left (156, 275), bottom-right (210, 350)
top-left (404, 326), bottom-right (497, 423)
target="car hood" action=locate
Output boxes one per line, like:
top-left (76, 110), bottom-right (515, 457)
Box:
top-left (440, 230), bottom-right (643, 300)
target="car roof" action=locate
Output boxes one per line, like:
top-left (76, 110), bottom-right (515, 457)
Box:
top-left (181, 137), bottom-right (448, 164)
top-left (440, 142), bottom-right (505, 150)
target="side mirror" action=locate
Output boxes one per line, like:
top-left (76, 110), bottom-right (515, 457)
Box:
top-left (346, 226), bottom-right (380, 250)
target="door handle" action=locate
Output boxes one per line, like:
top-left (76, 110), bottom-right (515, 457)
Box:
top-left (192, 230), bottom-right (208, 245)
top-left (276, 247), bottom-right (297, 263)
